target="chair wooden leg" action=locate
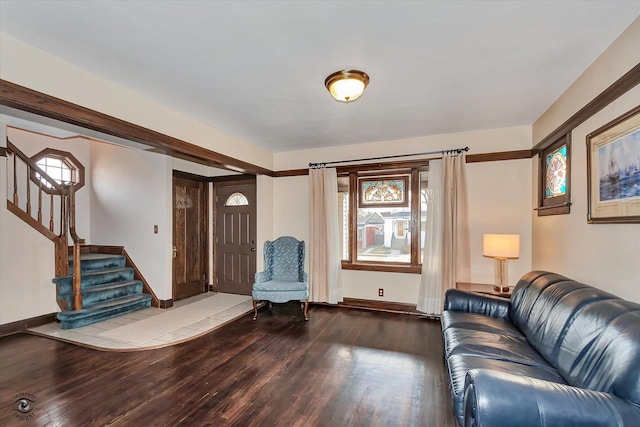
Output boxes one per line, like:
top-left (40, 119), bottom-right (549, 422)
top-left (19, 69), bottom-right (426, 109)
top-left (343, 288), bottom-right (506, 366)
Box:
top-left (303, 300), bottom-right (309, 321)
top-left (252, 300), bottom-right (258, 321)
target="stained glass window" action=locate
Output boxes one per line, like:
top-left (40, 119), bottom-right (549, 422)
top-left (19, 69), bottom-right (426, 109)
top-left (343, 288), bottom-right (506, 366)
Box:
top-left (538, 133), bottom-right (571, 216)
top-left (358, 175), bottom-right (409, 208)
top-left (545, 145), bottom-right (567, 197)
top-left (225, 192), bottom-right (249, 206)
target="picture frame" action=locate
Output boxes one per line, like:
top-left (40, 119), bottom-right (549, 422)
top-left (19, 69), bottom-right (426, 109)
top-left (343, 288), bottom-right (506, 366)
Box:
top-left (537, 132), bottom-right (571, 216)
top-left (586, 105), bottom-right (640, 224)
top-left (358, 175), bottom-right (409, 208)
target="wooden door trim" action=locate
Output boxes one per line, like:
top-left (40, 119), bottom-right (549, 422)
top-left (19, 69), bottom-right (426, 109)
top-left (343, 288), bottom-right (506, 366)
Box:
top-left (172, 171), bottom-right (209, 300)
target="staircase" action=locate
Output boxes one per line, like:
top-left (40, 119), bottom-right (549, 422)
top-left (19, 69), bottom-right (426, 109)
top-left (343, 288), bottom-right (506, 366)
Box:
top-left (53, 254), bottom-right (152, 329)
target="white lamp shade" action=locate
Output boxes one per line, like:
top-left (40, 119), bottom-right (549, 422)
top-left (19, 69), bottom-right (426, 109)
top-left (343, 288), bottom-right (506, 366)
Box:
top-left (483, 234), bottom-right (520, 259)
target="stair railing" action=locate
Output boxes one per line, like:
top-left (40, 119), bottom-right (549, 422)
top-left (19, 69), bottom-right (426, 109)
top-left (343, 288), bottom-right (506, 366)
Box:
top-left (6, 139), bottom-right (84, 311)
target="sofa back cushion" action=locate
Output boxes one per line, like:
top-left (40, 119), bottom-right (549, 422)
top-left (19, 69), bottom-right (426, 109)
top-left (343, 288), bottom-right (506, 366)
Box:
top-left (510, 271), bottom-right (640, 404)
top-left (509, 271), bottom-right (568, 331)
top-left (555, 299), bottom-right (640, 405)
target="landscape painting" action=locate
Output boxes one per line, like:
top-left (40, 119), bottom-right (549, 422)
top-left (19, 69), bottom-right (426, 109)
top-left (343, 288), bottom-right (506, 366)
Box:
top-left (597, 128), bottom-right (640, 202)
top-left (587, 106), bottom-right (640, 224)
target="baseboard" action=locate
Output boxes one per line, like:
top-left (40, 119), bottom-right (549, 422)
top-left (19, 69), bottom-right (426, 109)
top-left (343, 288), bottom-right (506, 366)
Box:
top-left (0, 312), bottom-right (57, 337)
top-left (332, 298), bottom-right (436, 318)
top-left (159, 299), bottom-right (173, 309)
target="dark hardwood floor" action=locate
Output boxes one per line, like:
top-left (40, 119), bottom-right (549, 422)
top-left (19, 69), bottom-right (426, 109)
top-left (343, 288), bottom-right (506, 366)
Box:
top-left (0, 304), bottom-right (455, 427)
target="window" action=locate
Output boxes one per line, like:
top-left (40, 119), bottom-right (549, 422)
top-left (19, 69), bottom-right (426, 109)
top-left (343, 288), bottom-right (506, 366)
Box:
top-left (537, 133), bottom-right (571, 216)
top-left (225, 192), bottom-right (249, 206)
top-left (30, 148), bottom-right (84, 194)
top-left (340, 167), bottom-right (428, 273)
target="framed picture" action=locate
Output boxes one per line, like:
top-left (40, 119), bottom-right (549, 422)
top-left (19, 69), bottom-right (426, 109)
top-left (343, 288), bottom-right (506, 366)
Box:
top-left (358, 175), bottom-right (409, 208)
top-left (587, 105), bottom-right (640, 224)
top-left (537, 133), bottom-right (571, 216)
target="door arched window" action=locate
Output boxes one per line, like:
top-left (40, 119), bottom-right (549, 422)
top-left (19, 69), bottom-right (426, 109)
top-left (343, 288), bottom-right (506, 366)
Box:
top-left (225, 192), bottom-right (249, 206)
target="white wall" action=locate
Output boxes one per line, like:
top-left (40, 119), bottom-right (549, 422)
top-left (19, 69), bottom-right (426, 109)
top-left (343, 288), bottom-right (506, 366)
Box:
top-left (0, 121), bottom-right (93, 324)
top-left (273, 126), bottom-right (533, 304)
top-left (0, 33), bottom-right (274, 171)
top-left (90, 142), bottom-right (173, 299)
top-left (532, 85), bottom-right (640, 302)
top-left (0, 121), bottom-right (58, 323)
top-left (532, 19), bottom-right (640, 303)
top-left (256, 175), bottom-right (274, 272)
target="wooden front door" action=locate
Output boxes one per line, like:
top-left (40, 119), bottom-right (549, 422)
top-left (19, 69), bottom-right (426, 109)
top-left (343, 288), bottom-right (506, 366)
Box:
top-left (173, 174), bottom-right (208, 301)
top-left (215, 181), bottom-right (256, 295)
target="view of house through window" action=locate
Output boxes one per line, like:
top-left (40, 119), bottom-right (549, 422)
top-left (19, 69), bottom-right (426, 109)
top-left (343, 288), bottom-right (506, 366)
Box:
top-left (339, 166), bottom-right (429, 270)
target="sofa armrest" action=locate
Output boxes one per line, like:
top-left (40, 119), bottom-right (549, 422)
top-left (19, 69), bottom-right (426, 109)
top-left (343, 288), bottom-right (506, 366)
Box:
top-left (464, 369), bottom-right (640, 427)
top-left (444, 289), bottom-right (510, 318)
top-left (255, 271), bottom-right (269, 283)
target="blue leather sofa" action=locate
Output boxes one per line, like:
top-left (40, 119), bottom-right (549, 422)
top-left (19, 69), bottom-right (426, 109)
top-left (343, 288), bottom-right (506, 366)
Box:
top-left (441, 271), bottom-right (640, 426)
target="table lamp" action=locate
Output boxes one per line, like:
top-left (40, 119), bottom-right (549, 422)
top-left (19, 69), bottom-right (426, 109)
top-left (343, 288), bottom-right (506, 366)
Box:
top-left (483, 234), bottom-right (520, 292)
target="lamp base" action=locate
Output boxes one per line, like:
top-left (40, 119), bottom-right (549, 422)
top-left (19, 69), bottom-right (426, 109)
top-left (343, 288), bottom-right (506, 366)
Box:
top-left (493, 258), bottom-right (510, 293)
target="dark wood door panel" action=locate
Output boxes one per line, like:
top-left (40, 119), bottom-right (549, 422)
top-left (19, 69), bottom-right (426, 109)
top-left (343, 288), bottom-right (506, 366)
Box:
top-left (215, 182), bottom-right (256, 295)
top-left (173, 174), bottom-right (208, 301)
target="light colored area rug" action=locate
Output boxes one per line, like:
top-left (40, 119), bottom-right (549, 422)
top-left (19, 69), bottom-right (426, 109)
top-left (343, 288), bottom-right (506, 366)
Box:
top-left (98, 293), bottom-right (252, 345)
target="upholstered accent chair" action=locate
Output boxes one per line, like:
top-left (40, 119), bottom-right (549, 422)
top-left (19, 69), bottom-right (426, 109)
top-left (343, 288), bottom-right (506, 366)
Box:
top-left (252, 236), bottom-right (309, 321)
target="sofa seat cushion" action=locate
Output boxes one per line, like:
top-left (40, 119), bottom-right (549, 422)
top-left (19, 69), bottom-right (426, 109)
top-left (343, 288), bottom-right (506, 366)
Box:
top-left (444, 328), bottom-right (552, 368)
top-left (441, 311), bottom-right (522, 336)
top-left (252, 280), bottom-right (307, 291)
top-left (447, 354), bottom-right (567, 426)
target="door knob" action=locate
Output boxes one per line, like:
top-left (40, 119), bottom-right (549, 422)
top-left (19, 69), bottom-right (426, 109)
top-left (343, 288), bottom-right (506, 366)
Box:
top-left (251, 248), bottom-right (256, 252)
top-left (172, 246), bottom-right (177, 258)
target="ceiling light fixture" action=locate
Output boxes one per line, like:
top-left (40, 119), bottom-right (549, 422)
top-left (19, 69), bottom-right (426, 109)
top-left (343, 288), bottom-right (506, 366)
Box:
top-left (324, 69), bottom-right (370, 103)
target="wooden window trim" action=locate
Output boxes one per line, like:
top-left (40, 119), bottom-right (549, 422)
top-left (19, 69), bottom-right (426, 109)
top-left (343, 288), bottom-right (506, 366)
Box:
top-left (30, 148), bottom-right (85, 195)
top-left (342, 167), bottom-right (425, 273)
top-left (537, 133), bottom-right (571, 216)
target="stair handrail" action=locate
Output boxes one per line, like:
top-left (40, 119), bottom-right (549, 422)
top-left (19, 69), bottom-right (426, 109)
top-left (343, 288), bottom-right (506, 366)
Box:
top-left (6, 140), bottom-right (66, 195)
top-left (6, 138), bottom-right (84, 311)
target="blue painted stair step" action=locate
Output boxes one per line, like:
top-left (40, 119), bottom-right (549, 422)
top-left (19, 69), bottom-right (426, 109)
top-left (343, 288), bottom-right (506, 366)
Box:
top-left (54, 253), bottom-right (151, 329)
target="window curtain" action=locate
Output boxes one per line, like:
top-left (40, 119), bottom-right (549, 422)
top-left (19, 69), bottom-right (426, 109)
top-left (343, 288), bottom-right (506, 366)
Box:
top-left (309, 167), bottom-right (343, 303)
top-left (418, 153), bottom-right (470, 314)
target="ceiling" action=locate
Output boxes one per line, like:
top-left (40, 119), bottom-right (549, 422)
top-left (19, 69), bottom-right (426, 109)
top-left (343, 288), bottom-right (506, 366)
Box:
top-left (1, 1), bottom-right (639, 153)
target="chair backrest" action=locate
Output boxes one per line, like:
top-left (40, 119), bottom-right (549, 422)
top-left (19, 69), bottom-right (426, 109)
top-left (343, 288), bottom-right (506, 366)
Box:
top-left (264, 236), bottom-right (305, 282)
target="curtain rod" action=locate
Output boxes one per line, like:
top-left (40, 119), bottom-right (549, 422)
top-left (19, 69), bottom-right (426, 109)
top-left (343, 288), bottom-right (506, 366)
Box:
top-left (308, 146), bottom-right (469, 168)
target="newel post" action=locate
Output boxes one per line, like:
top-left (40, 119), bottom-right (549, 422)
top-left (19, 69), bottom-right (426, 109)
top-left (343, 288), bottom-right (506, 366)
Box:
top-left (72, 239), bottom-right (84, 311)
top-left (65, 183), bottom-right (85, 311)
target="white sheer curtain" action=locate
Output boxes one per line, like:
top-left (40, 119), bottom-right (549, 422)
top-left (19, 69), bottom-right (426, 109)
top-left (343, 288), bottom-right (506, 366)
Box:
top-left (309, 167), bottom-right (343, 303)
top-left (442, 153), bottom-right (471, 291)
top-left (418, 154), bottom-right (470, 314)
top-left (418, 160), bottom-right (442, 313)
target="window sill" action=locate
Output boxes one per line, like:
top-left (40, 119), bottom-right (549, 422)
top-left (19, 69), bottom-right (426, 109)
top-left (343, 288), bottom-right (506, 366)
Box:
top-left (341, 262), bottom-right (421, 274)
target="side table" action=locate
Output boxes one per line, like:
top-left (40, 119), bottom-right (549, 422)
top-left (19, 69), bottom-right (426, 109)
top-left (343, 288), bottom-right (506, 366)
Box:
top-left (456, 282), bottom-right (513, 299)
